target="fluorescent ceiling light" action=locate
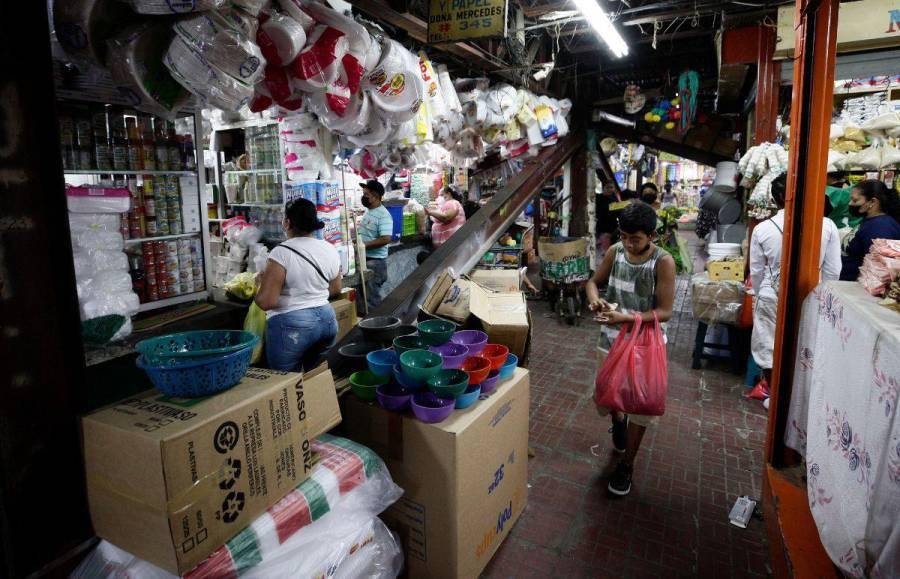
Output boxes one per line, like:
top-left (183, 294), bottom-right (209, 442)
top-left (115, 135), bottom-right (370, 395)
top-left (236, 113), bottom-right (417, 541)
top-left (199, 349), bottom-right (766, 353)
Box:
top-left (569, 0), bottom-right (628, 58)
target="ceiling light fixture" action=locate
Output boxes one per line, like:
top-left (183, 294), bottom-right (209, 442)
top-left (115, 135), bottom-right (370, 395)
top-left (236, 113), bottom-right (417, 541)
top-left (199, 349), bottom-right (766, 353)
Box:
top-left (569, 0), bottom-right (628, 58)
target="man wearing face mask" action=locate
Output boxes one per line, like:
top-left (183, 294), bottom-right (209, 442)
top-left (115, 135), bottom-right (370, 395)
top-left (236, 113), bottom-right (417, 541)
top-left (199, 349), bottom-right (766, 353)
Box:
top-left (840, 180), bottom-right (900, 281)
top-left (358, 180), bottom-right (394, 311)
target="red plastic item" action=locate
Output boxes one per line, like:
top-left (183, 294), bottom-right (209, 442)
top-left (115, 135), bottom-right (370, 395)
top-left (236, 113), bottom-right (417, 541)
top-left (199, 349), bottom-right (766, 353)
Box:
top-left (745, 378), bottom-right (770, 401)
top-left (461, 356), bottom-right (491, 385)
top-left (593, 313), bottom-right (669, 416)
top-left (477, 344), bottom-right (509, 370)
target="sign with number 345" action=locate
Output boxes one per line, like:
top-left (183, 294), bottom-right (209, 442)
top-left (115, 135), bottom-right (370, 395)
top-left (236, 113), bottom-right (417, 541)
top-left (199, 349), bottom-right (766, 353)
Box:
top-left (428, 0), bottom-right (508, 43)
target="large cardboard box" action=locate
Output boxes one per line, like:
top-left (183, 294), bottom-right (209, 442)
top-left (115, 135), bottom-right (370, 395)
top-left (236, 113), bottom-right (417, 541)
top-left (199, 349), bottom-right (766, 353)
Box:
top-left (82, 367), bottom-right (341, 575)
top-left (469, 283), bottom-right (530, 358)
top-left (470, 268), bottom-right (521, 293)
top-left (537, 236), bottom-right (591, 282)
top-left (331, 298), bottom-right (357, 341)
top-left (340, 369), bottom-right (530, 579)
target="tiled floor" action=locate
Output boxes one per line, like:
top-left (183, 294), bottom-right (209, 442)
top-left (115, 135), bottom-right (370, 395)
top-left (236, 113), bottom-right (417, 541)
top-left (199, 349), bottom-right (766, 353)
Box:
top-left (483, 255), bottom-right (771, 577)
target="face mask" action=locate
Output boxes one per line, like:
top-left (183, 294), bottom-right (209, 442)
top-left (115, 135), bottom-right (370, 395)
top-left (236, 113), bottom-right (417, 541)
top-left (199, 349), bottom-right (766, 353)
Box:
top-left (361, 197), bottom-right (372, 208)
top-left (848, 203), bottom-right (865, 218)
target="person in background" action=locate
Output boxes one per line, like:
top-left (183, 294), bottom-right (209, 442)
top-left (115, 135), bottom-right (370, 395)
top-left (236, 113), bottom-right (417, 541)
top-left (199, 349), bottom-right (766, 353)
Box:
top-left (840, 180), bottom-right (900, 281)
top-left (825, 172), bottom-right (851, 228)
top-left (255, 198), bottom-right (342, 372)
top-left (596, 179), bottom-right (620, 258)
top-left (750, 175), bottom-right (841, 401)
top-left (358, 179), bottom-right (394, 311)
top-left (586, 202), bottom-right (676, 497)
top-left (639, 182), bottom-right (661, 210)
top-left (426, 185), bottom-right (467, 248)
top-left (661, 182), bottom-right (676, 207)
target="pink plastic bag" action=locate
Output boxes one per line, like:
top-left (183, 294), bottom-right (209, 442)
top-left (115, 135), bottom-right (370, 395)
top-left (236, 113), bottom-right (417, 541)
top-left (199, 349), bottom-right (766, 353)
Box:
top-left (593, 313), bottom-right (668, 416)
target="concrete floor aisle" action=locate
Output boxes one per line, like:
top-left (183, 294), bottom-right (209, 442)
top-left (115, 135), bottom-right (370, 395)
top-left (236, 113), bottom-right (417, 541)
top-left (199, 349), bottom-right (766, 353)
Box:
top-left (483, 275), bottom-right (771, 578)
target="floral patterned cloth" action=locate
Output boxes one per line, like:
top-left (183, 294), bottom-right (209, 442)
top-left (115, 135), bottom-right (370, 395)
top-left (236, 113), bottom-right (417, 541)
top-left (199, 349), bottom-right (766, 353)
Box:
top-left (785, 281), bottom-right (900, 577)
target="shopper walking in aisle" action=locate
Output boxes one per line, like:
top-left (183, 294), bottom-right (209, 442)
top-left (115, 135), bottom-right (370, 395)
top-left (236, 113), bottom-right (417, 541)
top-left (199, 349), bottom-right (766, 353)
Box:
top-left (358, 179), bottom-right (394, 311)
top-left (255, 198), bottom-right (342, 372)
top-left (426, 185), bottom-right (467, 248)
top-left (596, 179), bottom-right (620, 260)
top-left (840, 180), bottom-right (900, 281)
top-left (639, 182), bottom-right (661, 210)
top-left (750, 175), bottom-right (842, 392)
top-left (586, 202), bottom-right (676, 496)
top-left (825, 172), bottom-right (851, 228)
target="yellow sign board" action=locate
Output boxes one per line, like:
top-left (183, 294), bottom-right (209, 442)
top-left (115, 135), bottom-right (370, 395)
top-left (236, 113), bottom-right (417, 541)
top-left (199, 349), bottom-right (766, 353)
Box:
top-left (428, 0), bottom-right (508, 43)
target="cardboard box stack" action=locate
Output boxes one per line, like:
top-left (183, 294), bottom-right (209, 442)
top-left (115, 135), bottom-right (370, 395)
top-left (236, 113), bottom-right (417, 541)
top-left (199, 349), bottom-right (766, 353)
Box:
top-left (691, 273), bottom-right (746, 325)
top-left (82, 366), bottom-right (341, 575)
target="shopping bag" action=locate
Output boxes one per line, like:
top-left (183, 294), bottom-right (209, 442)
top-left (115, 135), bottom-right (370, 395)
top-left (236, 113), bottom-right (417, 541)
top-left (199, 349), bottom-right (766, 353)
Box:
top-left (593, 313), bottom-right (668, 416)
top-left (244, 302), bottom-right (267, 365)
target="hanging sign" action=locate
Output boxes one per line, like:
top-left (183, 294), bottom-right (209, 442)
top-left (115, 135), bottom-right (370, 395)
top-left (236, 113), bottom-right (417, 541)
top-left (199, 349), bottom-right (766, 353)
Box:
top-left (428, 0), bottom-right (508, 43)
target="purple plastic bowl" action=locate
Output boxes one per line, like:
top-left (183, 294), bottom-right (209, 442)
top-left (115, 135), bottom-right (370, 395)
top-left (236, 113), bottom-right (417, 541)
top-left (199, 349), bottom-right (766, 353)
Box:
top-left (428, 342), bottom-right (470, 369)
top-left (480, 370), bottom-right (501, 394)
top-left (376, 383), bottom-right (413, 412)
top-left (450, 330), bottom-right (488, 356)
top-left (411, 392), bottom-right (455, 424)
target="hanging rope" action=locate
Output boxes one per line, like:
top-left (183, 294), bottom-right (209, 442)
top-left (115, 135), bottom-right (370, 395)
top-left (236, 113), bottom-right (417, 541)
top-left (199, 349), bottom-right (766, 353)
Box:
top-left (678, 70), bottom-right (699, 133)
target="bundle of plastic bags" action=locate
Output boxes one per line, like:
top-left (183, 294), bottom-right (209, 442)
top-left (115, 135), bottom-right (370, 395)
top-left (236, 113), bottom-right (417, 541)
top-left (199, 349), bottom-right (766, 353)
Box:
top-left (72, 435), bottom-right (404, 579)
top-left (858, 238), bottom-right (900, 297)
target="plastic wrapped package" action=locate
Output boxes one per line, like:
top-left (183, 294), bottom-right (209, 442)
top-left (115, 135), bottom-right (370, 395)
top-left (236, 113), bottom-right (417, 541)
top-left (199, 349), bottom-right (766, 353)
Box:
top-left (76, 270), bottom-right (134, 299)
top-left (257, 11), bottom-right (306, 66)
top-left (291, 26), bottom-right (348, 91)
top-left (844, 146), bottom-right (882, 170)
top-left (173, 12), bottom-right (266, 83)
top-left (117, 0), bottom-right (226, 14)
top-left (52, 0), bottom-right (137, 66)
top-left (278, 0), bottom-right (317, 31)
top-left (826, 149), bottom-right (847, 173)
top-left (880, 143), bottom-right (900, 168)
top-left (417, 51), bottom-right (447, 120)
top-left (436, 64), bottom-right (461, 112)
top-left (70, 228), bottom-right (125, 251)
top-left (233, 0), bottom-right (270, 16)
top-left (68, 213), bottom-right (120, 233)
top-left (72, 250), bottom-right (129, 277)
top-left (347, 113), bottom-right (393, 148)
top-left (164, 35), bottom-right (254, 111)
top-left (691, 274), bottom-right (745, 325)
top-left (66, 186), bottom-right (131, 213)
top-left (860, 112), bottom-right (900, 135)
top-left (80, 290), bottom-right (140, 320)
top-left (73, 435), bottom-right (404, 579)
top-left (366, 40), bottom-right (424, 123)
top-left (106, 23), bottom-right (191, 119)
top-left (217, 5), bottom-right (260, 38)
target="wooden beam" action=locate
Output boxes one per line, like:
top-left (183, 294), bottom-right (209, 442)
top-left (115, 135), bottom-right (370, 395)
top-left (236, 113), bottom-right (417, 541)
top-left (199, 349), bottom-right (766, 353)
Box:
top-left (592, 118), bottom-right (730, 167)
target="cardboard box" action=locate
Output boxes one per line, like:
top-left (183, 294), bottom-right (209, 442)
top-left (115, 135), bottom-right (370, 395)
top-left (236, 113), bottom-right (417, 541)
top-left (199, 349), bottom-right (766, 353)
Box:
top-left (707, 260), bottom-right (744, 282)
top-left (436, 279), bottom-right (472, 323)
top-left (469, 283), bottom-right (529, 359)
top-left (421, 270), bottom-right (456, 315)
top-left (537, 236), bottom-right (591, 282)
top-left (331, 298), bottom-right (357, 341)
top-left (691, 275), bottom-right (745, 325)
top-left (339, 369), bottom-right (530, 579)
top-left (470, 269), bottom-right (521, 293)
top-left (82, 367), bottom-right (341, 575)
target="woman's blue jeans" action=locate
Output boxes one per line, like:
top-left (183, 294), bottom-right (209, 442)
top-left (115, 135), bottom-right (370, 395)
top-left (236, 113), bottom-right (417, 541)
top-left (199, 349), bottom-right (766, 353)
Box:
top-left (265, 305), bottom-right (338, 372)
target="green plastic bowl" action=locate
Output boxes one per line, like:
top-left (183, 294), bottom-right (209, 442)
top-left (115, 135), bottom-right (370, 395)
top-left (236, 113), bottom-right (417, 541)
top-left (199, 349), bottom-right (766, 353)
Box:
top-left (350, 371), bottom-right (389, 401)
top-left (399, 349), bottom-right (443, 383)
top-left (426, 369), bottom-right (470, 398)
top-left (417, 319), bottom-right (457, 346)
top-left (393, 334), bottom-right (429, 356)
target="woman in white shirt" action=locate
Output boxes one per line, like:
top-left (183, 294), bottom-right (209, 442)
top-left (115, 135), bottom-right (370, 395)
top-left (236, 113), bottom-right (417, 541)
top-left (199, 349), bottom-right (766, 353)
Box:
top-left (255, 199), bottom-right (342, 372)
top-left (749, 175), bottom-right (842, 374)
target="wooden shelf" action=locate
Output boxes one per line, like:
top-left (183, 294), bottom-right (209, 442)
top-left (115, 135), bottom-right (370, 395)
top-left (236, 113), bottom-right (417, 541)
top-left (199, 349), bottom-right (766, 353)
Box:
top-left (137, 291), bottom-right (208, 313)
top-left (124, 232), bottom-right (200, 245)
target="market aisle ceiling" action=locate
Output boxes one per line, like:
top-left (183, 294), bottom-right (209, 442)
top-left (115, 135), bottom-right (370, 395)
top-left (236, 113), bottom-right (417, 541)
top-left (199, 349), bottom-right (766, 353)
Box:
top-left (352, 0), bottom-right (793, 104)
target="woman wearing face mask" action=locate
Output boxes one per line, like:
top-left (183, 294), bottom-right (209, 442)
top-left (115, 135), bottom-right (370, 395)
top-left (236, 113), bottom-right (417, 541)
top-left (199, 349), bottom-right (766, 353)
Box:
top-left (255, 198), bottom-right (343, 372)
top-left (840, 180), bottom-right (900, 281)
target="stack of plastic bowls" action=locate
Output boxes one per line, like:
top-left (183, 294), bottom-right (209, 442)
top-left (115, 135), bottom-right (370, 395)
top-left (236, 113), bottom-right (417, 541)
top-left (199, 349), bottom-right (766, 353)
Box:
top-left (450, 330), bottom-right (488, 356)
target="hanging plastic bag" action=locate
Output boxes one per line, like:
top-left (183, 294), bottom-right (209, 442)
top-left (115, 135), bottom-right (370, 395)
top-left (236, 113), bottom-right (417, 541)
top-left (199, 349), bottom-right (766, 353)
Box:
top-left (593, 313), bottom-right (668, 416)
top-left (243, 302), bottom-right (267, 365)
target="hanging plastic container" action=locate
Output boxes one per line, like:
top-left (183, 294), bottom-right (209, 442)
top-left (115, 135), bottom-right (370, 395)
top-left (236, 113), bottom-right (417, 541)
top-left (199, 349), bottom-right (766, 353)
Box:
top-left (173, 12), bottom-right (266, 83)
top-left (366, 39), bottom-right (424, 123)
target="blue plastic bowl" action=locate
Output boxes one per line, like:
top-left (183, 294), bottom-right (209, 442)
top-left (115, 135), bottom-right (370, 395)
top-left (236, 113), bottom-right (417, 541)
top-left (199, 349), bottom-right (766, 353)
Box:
top-left (136, 330), bottom-right (259, 365)
top-left (367, 349), bottom-right (399, 377)
top-left (455, 383), bottom-right (482, 409)
top-left (499, 354), bottom-right (518, 381)
top-left (393, 363), bottom-right (426, 390)
top-left (136, 346), bottom-right (254, 398)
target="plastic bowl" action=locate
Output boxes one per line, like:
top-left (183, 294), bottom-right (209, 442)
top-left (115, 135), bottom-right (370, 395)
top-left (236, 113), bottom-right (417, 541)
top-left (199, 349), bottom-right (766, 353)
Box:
top-left (349, 371), bottom-right (389, 401)
top-left (426, 369), bottom-right (469, 398)
top-left (450, 330), bottom-right (489, 355)
top-left (428, 342), bottom-right (470, 369)
top-left (478, 344), bottom-right (510, 370)
top-left (455, 383), bottom-right (482, 409)
top-left (417, 319), bottom-right (457, 346)
top-left (393, 335), bottom-right (430, 356)
top-left (376, 383), bottom-right (413, 412)
top-left (499, 353), bottom-right (518, 381)
top-left (339, 342), bottom-right (381, 371)
top-left (461, 356), bottom-right (491, 385)
top-left (135, 346), bottom-right (253, 398)
top-left (358, 316), bottom-right (402, 345)
top-left (411, 391), bottom-right (455, 423)
top-left (367, 349), bottom-right (399, 377)
top-left (400, 349), bottom-right (443, 383)
top-left (393, 363), bottom-right (426, 390)
top-left (480, 370), bottom-right (501, 394)
top-left (136, 330), bottom-right (258, 364)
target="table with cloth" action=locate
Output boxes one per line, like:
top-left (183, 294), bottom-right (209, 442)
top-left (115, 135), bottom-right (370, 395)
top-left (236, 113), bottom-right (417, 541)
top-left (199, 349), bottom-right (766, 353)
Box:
top-left (785, 281), bottom-right (900, 578)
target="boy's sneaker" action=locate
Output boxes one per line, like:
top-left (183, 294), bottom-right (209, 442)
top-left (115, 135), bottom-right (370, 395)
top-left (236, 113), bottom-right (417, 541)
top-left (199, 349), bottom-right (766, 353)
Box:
top-left (609, 415), bottom-right (628, 453)
top-left (607, 462), bottom-right (633, 496)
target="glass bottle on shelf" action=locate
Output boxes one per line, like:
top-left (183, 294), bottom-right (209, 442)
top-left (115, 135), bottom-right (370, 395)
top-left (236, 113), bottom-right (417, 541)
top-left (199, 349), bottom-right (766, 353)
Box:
top-left (126, 117), bottom-right (142, 171)
top-left (166, 121), bottom-right (181, 170)
top-left (111, 112), bottom-right (129, 171)
top-left (183, 134), bottom-right (196, 171)
top-left (75, 114), bottom-right (94, 170)
top-left (140, 117), bottom-right (156, 171)
top-left (154, 119), bottom-right (169, 171)
top-left (92, 107), bottom-right (112, 171)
